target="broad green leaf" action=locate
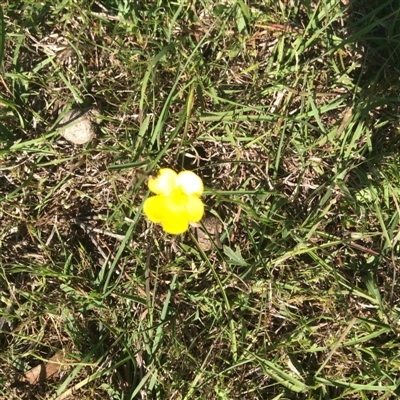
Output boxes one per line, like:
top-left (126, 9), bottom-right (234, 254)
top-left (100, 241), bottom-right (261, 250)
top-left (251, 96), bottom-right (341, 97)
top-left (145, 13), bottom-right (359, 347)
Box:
top-left (223, 245), bottom-right (248, 266)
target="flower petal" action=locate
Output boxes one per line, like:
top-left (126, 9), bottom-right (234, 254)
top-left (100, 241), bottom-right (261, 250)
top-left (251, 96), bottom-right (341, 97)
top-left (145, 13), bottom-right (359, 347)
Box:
top-left (177, 171), bottom-right (204, 196)
top-left (148, 168), bottom-right (177, 195)
top-left (161, 216), bottom-right (189, 234)
top-left (144, 169), bottom-right (205, 234)
top-left (186, 196), bottom-right (204, 222)
top-left (143, 195), bottom-right (166, 223)
top-left (161, 190), bottom-right (190, 234)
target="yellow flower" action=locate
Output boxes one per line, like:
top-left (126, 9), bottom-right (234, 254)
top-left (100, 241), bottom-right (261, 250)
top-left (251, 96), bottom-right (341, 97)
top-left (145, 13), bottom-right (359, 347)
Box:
top-left (143, 168), bottom-right (204, 234)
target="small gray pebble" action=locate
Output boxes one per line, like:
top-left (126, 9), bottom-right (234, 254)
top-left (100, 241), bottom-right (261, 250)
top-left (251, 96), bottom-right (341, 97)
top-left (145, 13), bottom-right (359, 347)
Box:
top-left (59, 109), bottom-right (97, 144)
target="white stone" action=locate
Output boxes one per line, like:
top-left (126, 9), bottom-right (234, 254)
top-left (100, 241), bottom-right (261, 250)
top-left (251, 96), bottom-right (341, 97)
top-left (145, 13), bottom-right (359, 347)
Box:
top-left (59, 109), bottom-right (97, 144)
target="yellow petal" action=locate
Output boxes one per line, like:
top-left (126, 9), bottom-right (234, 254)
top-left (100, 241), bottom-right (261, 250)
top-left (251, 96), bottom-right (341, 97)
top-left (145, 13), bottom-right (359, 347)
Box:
top-left (176, 171), bottom-right (203, 196)
top-left (161, 191), bottom-right (190, 234)
top-left (148, 168), bottom-right (177, 195)
top-left (144, 189), bottom-right (191, 234)
top-left (161, 216), bottom-right (189, 234)
top-left (186, 196), bottom-right (204, 222)
top-left (162, 189), bottom-right (188, 215)
top-left (143, 195), bottom-right (166, 223)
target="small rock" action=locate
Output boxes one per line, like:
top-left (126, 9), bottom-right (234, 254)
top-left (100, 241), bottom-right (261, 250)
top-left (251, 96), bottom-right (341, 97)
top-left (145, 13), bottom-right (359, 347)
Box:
top-left (58, 108), bottom-right (99, 144)
top-left (195, 213), bottom-right (223, 251)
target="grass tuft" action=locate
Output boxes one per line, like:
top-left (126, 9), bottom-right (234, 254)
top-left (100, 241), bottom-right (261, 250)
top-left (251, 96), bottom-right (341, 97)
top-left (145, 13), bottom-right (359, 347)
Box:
top-left (2, 0), bottom-right (400, 398)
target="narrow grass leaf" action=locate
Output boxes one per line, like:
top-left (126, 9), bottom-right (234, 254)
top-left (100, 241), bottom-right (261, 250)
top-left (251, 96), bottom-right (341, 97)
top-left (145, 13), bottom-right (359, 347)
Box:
top-left (0, 6), bottom-right (4, 71)
top-left (257, 357), bottom-right (309, 393)
top-left (314, 377), bottom-right (398, 391)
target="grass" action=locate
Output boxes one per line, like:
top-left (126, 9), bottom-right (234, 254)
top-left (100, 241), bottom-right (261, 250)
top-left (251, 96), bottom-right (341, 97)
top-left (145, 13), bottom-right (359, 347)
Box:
top-left (1, 0), bottom-right (400, 398)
